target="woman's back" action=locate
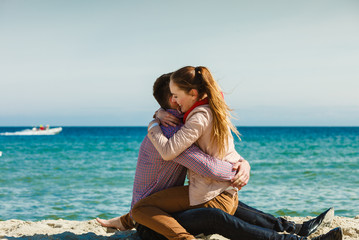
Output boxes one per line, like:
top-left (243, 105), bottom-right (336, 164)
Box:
top-left (184, 105), bottom-right (241, 205)
top-left (186, 105), bottom-right (239, 163)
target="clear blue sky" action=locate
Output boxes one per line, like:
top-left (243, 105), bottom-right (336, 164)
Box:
top-left (1, 0), bottom-right (358, 126)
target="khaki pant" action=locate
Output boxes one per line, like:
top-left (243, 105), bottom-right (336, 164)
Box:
top-left (131, 185), bottom-right (238, 240)
top-left (119, 212), bottom-right (135, 230)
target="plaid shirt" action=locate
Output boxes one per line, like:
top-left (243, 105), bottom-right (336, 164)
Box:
top-left (131, 109), bottom-right (236, 209)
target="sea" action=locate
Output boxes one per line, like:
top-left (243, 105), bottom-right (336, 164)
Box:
top-left (0, 126), bottom-right (358, 221)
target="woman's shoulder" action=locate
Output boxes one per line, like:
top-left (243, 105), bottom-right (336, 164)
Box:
top-left (186, 105), bottom-right (213, 126)
top-left (187, 104), bottom-right (212, 118)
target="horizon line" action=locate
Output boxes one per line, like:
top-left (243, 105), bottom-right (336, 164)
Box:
top-left (1, 125), bottom-right (358, 128)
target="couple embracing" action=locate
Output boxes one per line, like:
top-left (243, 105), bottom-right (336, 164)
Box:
top-left (97, 66), bottom-right (342, 240)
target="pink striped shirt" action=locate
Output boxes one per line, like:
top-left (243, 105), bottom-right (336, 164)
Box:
top-left (131, 109), bottom-right (236, 209)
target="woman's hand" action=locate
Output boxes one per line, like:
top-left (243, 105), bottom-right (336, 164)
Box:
top-left (231, 159), bottom-right (251, 189)
top-left (155, 109), bottom-right (181, 127)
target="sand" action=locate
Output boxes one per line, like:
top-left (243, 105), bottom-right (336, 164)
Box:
top-left (0, 216), bottom-right (358, 240)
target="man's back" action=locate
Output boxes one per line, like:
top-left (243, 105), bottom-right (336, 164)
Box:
top-left (131, 110), bottom-right (186, 208)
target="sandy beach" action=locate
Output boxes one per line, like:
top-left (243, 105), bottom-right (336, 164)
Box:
top-left (1, 216), bottom-right (358, 240)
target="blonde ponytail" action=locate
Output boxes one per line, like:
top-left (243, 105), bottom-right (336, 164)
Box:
top-left (200, 67), bottom-right (240, 157)
top-left (171, 66), bottom-right (240, 158)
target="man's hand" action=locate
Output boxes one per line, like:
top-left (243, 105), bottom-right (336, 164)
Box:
top-left (231, 159), bottom-right (250, 189)
top-left (156, 109), bottom-right (181, 127)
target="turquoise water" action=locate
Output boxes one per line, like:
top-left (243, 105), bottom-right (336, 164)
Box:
top-left (0, 127), bottom-right (358, 221)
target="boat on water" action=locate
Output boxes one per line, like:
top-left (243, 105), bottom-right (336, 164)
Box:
top-left (0, 127), bottom-right (63, 136)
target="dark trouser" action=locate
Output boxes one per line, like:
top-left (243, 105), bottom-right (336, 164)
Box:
top-left (136, 200), bottom-right (306, 240)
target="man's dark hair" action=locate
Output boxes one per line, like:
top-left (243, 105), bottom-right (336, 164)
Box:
top-left (153, 72), bottom-right (173, 109)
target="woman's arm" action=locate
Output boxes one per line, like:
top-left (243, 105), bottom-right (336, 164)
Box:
top-left (147, 109), bottom-right (210, 160)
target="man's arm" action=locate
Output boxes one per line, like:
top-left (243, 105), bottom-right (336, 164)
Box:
top-left (172, 144), bottom-right (238, 181)
top-left (156, 116), bottom-right (249, 183)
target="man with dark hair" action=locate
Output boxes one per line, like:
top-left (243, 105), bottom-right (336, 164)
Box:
top-left (153, 72), bottom-right (173, 110)
top-left (97, 73), bottom-right (241, 230)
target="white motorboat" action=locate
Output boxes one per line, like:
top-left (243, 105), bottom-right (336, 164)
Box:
top-left (0, 127), bottom-right (62, 136)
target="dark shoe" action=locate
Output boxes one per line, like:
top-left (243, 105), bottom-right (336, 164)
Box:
top-left (298, 207), bottom-right (334, 237)
top-left (311, 227), bottom-right (343, 240)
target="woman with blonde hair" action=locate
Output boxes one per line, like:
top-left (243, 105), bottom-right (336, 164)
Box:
top-left (131, 66), bottom-right (248, 240)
